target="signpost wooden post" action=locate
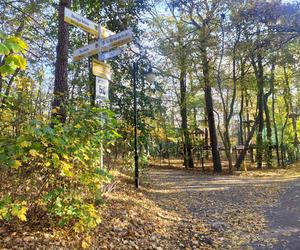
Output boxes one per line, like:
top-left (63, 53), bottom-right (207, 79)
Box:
top-left (64, 7), bottom-right (133, 169)
top-left (64, 7), bottom-right (114, 38)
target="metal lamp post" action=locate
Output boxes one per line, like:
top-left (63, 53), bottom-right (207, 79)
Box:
top-left (132, 56), bottom-right (156, 188)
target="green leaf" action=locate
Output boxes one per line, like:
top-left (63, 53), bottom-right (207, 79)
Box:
top-left (0, 31), bottom-right (6, 39)
top-left (0, 64), bottom-right (16, 75)
top-left (5, 54), bottom-right (26, 70)
top-left (5, 42), bottom-right (21, 53)
top-left (6, 37), bottom-right (28, 51)
top-left (0, 44), bottom-right (10, 55)
top-left (52, 153), bottom-right (60, 167)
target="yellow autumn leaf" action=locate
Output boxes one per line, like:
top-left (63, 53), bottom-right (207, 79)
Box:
top-left (19, 141), bottom-right (31, 148)
top-left (45, 162), bottom-right (51, 167)
top-left (74, 124), bottom-right (82, 129)
top-left (16, 206), bottom-right (27, 221)
top-left (29, 149), bottom-right (39, 157)
top-left (52, 153), bottom-right (59, 167)
top-left (11, 160), bottom-right (22, 169)
top-left (60, 161), bottom-right (73, 177)
top-left (62, 154), bottom-right (69, 160)
top-left (81, 236), bottom-right (91, 249)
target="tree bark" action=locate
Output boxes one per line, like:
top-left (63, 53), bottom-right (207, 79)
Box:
top-left (201, 47), bottom-right (222, 172)
top-left (239, 90), bottom-right (244, 145)
top-left (251, 53), bottom-right (264, 169)
top-left (179, 66), bottom-right (194, 168)
top-left (264, 94), bottom-right (272, 168)
top-left (51, 0), bottom-right (71, 123)
top-left (272, 90), bottom-right (280, 167)
top-left (235, 117), bottom-right (259, 170)
top-left (263, 63), bottom-right (274, 168)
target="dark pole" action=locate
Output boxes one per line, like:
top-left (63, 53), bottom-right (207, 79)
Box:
top-left (133, 61), bottom-right (139, 188)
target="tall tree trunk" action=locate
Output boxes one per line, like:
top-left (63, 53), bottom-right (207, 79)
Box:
top-left (281, 64), bottom-right (292, 166)
top-left (251, 53), bottom-right (264, 169)
top-left (257, 54), bottom-right (264, 169)
top-left (264, 95), bottom-right (272, 168)
top-left (263, 63), bottom-right (274, 168)
top-left (291, 115), bottom-right (299, 160)
top-left (51, 0), bottom-right (71, 123)
top-left (201, 47), bottom-right (222, 172)
top-left (272, 90), bottom-right (280, 167)
top-left (239, 90), bottom-right (244, 145)
top-left (179, 67), bottom-right (194, 168)
top-left (245, 90), bottom-right (254, 163)
top-left (235, 117), bottom-right (259, 170)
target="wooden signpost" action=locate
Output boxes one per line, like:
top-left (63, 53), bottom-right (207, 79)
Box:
top-left (73, 42), bottom-right (99, 62)
top-left (65, 7), bottom-right (132, 102)
top-left (64, 7), bottom-right (133, 168)
top-left (99, 47), bottom-right (124, 61)
top-left (92, 59), bottom-right (112, 81)
top-left (64, 7), bottom-right (114, 38)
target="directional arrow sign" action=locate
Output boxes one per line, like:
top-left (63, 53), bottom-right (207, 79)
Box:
top-left (73, 42), bottom-right (99, 61)
top-left (64, 7), bottom-right (114, 38)
top-left (96, 77), bottom-right (109, 102)
top-left (100, 29), bottom-right (133, 51)
top-left (72, 29), bottom-right (132, 61)
top-left (100, 47), bottom-right (124, 61)
top-left (92, 59), bottom-right (112, 80)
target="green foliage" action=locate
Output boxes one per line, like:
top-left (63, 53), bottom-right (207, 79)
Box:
top-left (0, 104), bottom-right (120, 232)
top-left (0, 34), bottom-right (27, 76)
top-left (0, 196), bottom-right (27, 222)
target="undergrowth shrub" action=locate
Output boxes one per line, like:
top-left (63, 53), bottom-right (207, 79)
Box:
top-left (0, 105), bottom-right (120, 233)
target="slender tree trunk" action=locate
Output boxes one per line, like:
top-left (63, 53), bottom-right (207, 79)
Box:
top-left (292, 115), bottom-right (299, 160)
top-left (264, 63), bottom-right (275, 168)
top-left (1, 70), bottom-right (20, 107)
top-left (51, 0), bottom-right (71, 123)
top-left (201, 47), bottom-right (222, 172)
top-left (245, 90), bottom-right (254, 163)
top-left (264, 95), bottom-right (272, 168)
top-left (235, 117), bottom-right (259, 170)
top-left (179, 66), bottom-right (194, 168)
top-left (282, 64), bottom-right (292, 166)
top-left (257, 54), bottom-right (264, 169)
top-left (251, 53), bottom-right (264, 169)
top-left (272, 88), bottom-right (280, 167)
top-left (239, 91), bottom-right (244, 145)
top-left (269, 62), bottom-right (280, 168)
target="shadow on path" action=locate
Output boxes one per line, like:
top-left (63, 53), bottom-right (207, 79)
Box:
top-left (253, 181), bottom-right (300, 250)
top-left (145, 167), bottom-right (300, 249)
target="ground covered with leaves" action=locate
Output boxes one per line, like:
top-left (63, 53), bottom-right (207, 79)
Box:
top-left (0, 165), bottom-right (299, 249)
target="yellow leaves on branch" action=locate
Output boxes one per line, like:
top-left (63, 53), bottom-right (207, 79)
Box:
top-left (12, 204), bottom-right (28, 221)
top-left (19, 141), bottom-right (31, 148)
top-left (0, 198), bottom-right (28, 222)
top-left (11, 160), bottom-right (22, 169)
top-left (81, 236), bottom-right (92, 249)
top-left (29, 149), bottom-right (39, 157)
top-left (60, 161), bottom-right (74, 177)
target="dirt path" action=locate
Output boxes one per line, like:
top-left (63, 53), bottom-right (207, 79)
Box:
top-left (253, 181), bottom-right (300, 250)
top-left (145, 167), bottom-right (300, 249)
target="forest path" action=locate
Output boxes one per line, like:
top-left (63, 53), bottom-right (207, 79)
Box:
top-left (145, 166), bottom-right (300, 249)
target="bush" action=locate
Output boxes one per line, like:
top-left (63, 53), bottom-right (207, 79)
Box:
top-left (0, 105), bottom-right (120, 232)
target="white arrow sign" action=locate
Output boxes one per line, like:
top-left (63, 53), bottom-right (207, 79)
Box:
top-left (72, 29), bottom-right (132, 61)
top-left (64, 7), bottom-right (114, 38)
top-left (73, 42), bottom-right (99, 61)
top-left (96, 77), bottom-right (109, 102)
top-left (100, 28), bottom-right (133, 51)
top-left (100, 47), bottom-right (124, 61)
